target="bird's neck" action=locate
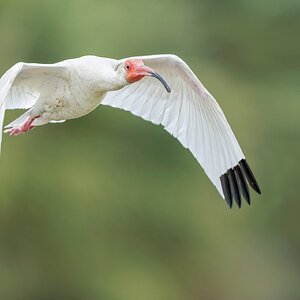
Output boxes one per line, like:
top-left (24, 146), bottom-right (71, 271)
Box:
top-left (110, 74), bottom-right (128, 91)
top-left (109, 67), bottom-right (129, 92)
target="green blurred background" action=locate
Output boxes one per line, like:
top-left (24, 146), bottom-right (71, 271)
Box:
top-left (0, 0), bottom-right (299, 299)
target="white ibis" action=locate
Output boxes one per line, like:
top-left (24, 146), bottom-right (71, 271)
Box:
top-left (0, 54), bottom-right (261, 207)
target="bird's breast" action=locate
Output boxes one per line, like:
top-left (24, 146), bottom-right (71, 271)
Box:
top-left (38, 77), bottom-right (107, 122)
top-left (68, 73), bottom-right (107, 117)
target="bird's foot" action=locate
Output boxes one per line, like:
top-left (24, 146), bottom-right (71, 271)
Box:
top-left (5, 126), bottom-right (35, 136)
top-left (4, 116), bottom-right (39, 136)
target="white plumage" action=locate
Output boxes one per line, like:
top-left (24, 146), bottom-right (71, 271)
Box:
top-left (0, 54), bottom-right (261, 207)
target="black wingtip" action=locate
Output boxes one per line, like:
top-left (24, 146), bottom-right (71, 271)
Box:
top-left (219, 159), bottom-right (260, 208)
top-left (228, 169), bottom-right (241, 208)
top-left (220, 174), bottom-right (232, 209)
top-left (234, 165), bottom-right (250, 205)
top-left (239, 159), bottom-right (261, 194)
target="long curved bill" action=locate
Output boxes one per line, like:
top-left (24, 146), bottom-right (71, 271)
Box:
top-left (148, 71), bottom-right (171, 93)
top-left (135, 64), bottom-right (171, 93)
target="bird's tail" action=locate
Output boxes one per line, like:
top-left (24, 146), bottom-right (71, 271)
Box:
top-left (0, 63), bottom-right (24, 154)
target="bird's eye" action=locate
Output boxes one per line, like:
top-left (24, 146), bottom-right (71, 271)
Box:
top-left (125, 64), bottom-right (130, 70)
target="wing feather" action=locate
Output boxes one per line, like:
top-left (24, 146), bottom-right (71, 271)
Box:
top-left (3, 62), bottom-right (67, 110)
top-left (101, 54), bottom-right (260, 205)
top-left (0, 62), bottom-right (67, 153)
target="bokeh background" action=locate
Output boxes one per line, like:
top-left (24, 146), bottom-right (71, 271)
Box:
top-left (0, 0), bottom-right (299, 299)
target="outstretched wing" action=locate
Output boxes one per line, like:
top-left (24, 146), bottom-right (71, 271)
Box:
top-left (0, 62), bottom-right (67, 152)
top-left (102, 54), bottom-right (260, 207)
top-left (2, 62), bottom-right (67, 110)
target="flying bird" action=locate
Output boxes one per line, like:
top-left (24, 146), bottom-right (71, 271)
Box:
top-left (0, 54), bottom-right (261, 207)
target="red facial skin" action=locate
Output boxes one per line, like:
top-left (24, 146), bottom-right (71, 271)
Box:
top-left (124, 59), bottom-right (153, 83)
top-left (124, 59), bottom-right (171, 93)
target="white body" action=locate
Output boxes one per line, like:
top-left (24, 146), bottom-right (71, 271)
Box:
top-left (0, 54), bottom-right (259, 204)
top-left (6, 56), bottom-right (126, 126)
top-left (31, 56), bottom-right (111, 122)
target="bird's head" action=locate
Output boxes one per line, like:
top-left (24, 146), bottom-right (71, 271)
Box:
top-left (122, 59), bottom-right (171, 93)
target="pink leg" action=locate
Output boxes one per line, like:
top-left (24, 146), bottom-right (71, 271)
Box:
top-left (5, 116), bottom-right (40, 136)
